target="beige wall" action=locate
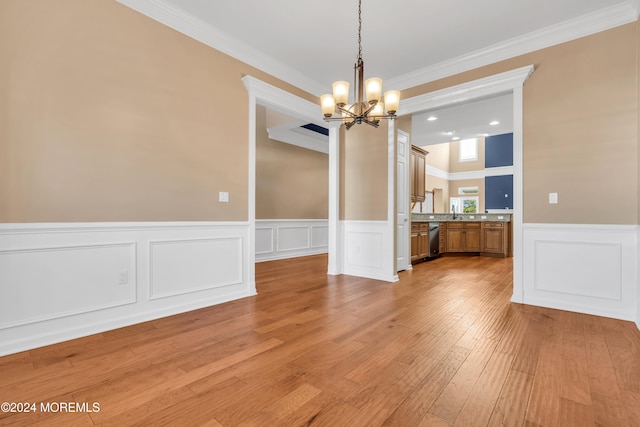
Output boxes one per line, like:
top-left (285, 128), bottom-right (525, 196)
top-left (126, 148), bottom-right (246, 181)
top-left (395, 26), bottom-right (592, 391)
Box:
top-left (424, 142), bottom-right (450, 172)
top-left (255, 106), bottom-right (328, 219)
top-left (397, 115), bottom-right (412, 137)
top-left (0, 0), bottom-right (315, 223)
top-left (404, 23), bottom-right (638, 225)
top-left (2, 1), bottom-right (638, 227)
top-left (448, 138), bottom-right (486, 173)
top-left (341, 122), bottom-right (389, 220)
top-left (426, 174), bottom-right (450, 213)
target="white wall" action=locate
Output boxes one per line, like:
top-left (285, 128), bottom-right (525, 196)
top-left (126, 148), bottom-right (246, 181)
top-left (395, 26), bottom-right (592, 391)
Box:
top-left (0, 222), bottom-right (253, 356)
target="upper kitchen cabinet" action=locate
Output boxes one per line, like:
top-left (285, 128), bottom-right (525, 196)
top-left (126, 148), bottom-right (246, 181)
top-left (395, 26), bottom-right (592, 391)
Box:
top-left (410, 145), bottom-right (427, 202)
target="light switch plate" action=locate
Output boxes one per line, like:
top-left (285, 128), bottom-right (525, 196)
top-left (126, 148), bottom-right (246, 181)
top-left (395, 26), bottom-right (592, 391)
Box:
top-left (219, 191), bottom-right (229, 203)
top-left (549, 192), bottom-right (558, 204)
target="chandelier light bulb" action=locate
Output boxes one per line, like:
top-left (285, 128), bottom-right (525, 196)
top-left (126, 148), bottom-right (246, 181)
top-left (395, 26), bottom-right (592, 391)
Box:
top-left (332, 81), bottom-right (350, 106)
top-left (384, 90), bottom-right (400, 115)
top-left (321, 94), bottom-right (336, 117)
top-left (365, 77), bottom-right (382, 104)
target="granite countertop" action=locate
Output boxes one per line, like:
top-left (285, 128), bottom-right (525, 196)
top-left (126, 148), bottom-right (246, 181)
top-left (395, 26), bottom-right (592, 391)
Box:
top-left (412, 213), bottom-right (511, 222)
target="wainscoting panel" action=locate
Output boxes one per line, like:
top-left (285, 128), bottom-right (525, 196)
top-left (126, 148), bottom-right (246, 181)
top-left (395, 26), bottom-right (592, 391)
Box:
top-left (523, 223), bottom-right (637, 321)
top-left (255, 220), bottom-right (328, 262)
top-left (0, 222), bottom-right (252, 356)
top-left (343, 220), bottom-right (398, 282)
top-left (0, 243), bottom-right (136, 329)
top-left (149, 237), bottom-right (243, 300)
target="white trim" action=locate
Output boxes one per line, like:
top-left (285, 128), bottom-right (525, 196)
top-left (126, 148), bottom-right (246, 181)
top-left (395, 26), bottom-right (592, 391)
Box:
top-left (386, 2), bottom-right (638, 91)
top-left (255, 220), bottom-right (328, 262)
top-left (327, 126), bottom-right (343, 275)
top-left (426, 165), bottom-right (450, 181)
top-left (426, 165), bottom-right (514, 181)
top-left (405, 65), bottom-right (533, 304)
top-left (0, 221), bottom-right (249, 234)
top-left (0, 221), bottom-right (252, 356)
top-left (242, 76), bottom-right (342, 278)
top-left (242, 76), bottom-right (321, 123)
top-left (399, 66), bottom-right (535, 117)
top-left (484, 166), bottom-right (515, 177)
top-left (387, 121), bottom-right (399, 282)
top-left (523, 223), bottom-right (638, 321)
top-left (115, 0), bottom-right (325, 96)
top-left (267, 121), bottom-right (329, 154)
top-left (511, 85), bottom-right (525, 303)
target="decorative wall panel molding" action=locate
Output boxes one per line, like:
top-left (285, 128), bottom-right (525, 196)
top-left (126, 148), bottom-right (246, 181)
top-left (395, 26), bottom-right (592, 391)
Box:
top-left (0, 222), bottom-right (252, 356)
top-left (149, 237), bottom-right (243, 300)
top-left (523, 223), bottom-right (637, 321)
top-left (342, 220), bottom-right (398, 282)
top-left (255, 220), bottom-right (328, 262)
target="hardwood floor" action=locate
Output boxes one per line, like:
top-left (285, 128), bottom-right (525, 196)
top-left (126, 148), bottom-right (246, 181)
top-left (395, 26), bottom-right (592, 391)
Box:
top-left (1, 254), bottom-right (639, 426)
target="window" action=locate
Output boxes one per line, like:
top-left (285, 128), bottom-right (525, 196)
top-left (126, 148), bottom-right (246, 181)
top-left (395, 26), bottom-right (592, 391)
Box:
top-left (459, 138), bottom-right (478, 162)
top-left (450, 196), bottom-right (479, 213)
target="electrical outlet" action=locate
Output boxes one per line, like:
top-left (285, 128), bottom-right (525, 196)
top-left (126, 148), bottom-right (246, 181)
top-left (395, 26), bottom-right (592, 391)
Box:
top-left (118, 271), bottom-right (128, 285)
top-left (549, 192), bottom-right (558, 204)
top-left (219, 191), bottom-right (229, 203)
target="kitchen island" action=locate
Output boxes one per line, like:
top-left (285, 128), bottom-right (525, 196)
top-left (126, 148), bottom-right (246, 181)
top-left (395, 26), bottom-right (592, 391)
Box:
top-left (411, 213), bottom-right (512, 263)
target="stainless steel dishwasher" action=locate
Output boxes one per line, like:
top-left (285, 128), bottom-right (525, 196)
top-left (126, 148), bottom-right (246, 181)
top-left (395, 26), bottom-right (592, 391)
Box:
top-left (428, 222), bottom-right (440, 258)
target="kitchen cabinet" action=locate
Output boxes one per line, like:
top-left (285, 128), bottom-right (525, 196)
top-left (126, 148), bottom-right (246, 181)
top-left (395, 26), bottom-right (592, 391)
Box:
top-left (439, 222), bottom-right (447, 254)
top-left (410, 145), bottom-right (427, 202)
top-left (446, 222), bottom-right (481, 253)
top-left (411, 222), bottom-right (430, 263)
top-left (481, 222), bottom-right (509, 257)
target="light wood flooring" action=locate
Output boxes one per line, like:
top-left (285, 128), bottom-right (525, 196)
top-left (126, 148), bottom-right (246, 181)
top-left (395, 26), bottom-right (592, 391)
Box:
top-left (1, 254), bottom-right (639, 426)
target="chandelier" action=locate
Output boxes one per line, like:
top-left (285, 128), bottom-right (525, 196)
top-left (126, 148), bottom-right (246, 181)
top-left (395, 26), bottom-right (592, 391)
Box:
top-left (320, 0), bottom-right (400, 130)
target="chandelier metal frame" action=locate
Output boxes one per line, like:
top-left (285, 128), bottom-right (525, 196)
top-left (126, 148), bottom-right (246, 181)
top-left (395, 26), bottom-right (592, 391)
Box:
top-left (321, 0), bottom-right (400, 130)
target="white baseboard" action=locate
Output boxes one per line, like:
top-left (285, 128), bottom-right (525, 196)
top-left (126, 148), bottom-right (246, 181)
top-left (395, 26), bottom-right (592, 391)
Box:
top-left (255, 219), bottom-right (328, 262)
top-left (523, 223), bottom-right (638, 322)
top-left (0, 222), bottom-right (253, 356)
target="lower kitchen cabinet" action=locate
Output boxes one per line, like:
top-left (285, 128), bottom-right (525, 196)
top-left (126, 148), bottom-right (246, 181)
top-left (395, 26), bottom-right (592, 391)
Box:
top-left (411, 222), bottom-right (430, 263)
top-left (480, 222), bottom-right (509, 257)
top-left (446, 222), bottom-right (480, 253)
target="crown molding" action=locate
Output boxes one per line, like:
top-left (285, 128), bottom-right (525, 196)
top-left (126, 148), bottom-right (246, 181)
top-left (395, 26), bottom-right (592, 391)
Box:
top-left (116, 0), bottom-right (325, 96)
top-left (386, 1), bottom-right (639, 91)
top-left (118, 0), bottom-right (638, 97)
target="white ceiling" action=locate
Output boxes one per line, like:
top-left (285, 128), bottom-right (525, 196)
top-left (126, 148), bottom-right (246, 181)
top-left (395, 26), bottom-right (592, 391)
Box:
top-left (118, 0), bottom-right (638, 138)
top-left (412, 94), bottom-right (513, 146)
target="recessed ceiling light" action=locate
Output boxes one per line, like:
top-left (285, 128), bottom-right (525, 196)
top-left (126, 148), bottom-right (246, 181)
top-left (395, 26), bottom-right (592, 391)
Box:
top-left (444, 131), bottom-right (455, 136)
top-left (489, 120), bottom-right (500, 126)
top-left (427, 116), bottom-right (438, 121)
top-left (452, 136), bottom-right (460, 141)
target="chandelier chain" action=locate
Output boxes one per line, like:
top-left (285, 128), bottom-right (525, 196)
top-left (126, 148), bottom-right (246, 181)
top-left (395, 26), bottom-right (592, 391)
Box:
top-left (357, 0), bottom-right (362, 61)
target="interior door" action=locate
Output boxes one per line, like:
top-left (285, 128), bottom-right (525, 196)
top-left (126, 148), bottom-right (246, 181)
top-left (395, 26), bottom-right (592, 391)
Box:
top-left (397, 131), bottom-right (410, 271)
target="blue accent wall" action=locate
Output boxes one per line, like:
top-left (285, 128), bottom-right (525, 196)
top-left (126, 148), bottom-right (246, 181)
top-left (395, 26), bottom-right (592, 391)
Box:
top-left (485, 175), bottom-right (513, 210)
top-left (485, 133), bottom-right (513, 168)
